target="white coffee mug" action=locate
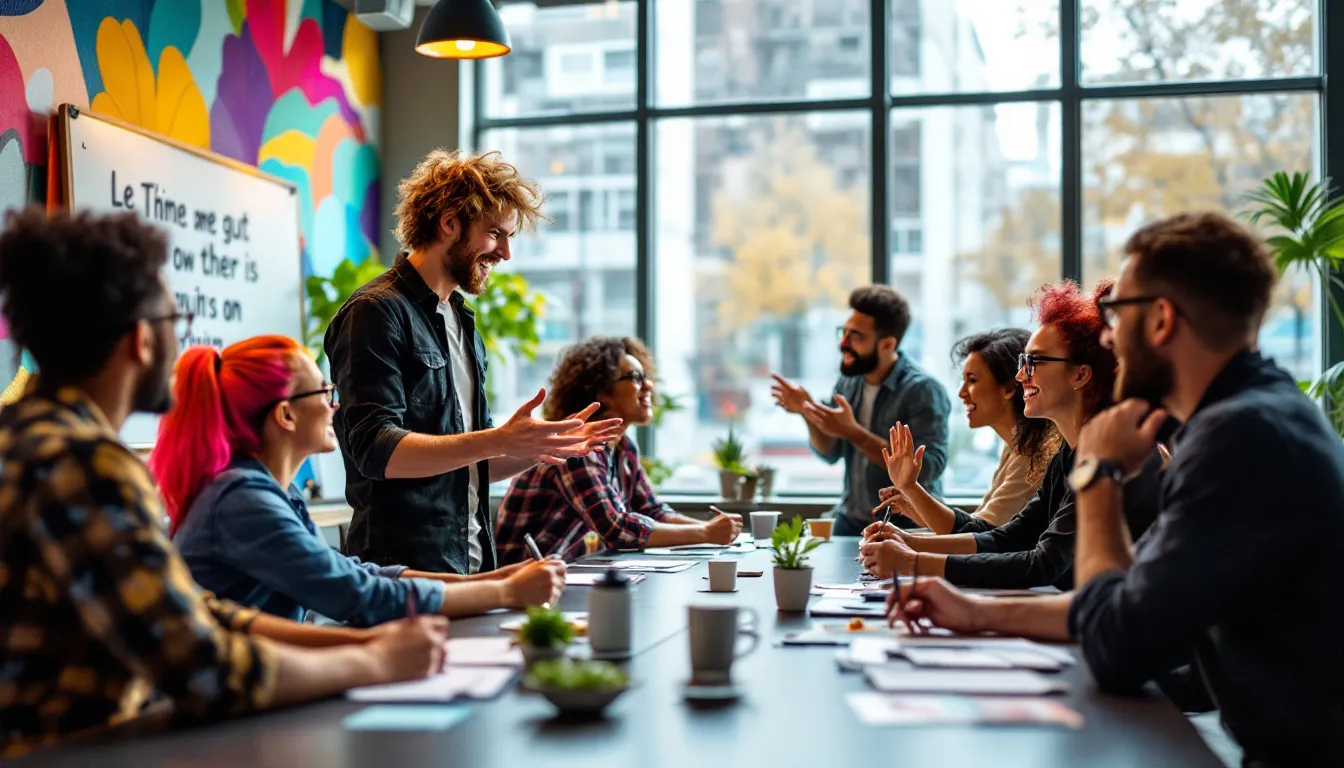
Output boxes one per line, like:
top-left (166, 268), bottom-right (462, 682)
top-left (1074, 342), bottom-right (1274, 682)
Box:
top-left (688, 604), bottom-right (759, 686)
top-left (707, 559), bottom-right (737, 592)
top-left (750, 510), bottom-right (781, 540)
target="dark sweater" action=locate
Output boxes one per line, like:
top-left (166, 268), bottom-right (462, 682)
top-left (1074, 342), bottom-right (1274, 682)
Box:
top-left (942, 444), bottom-right (1162, 590)
top-left (1069, 351), bottom-right (1344, 767)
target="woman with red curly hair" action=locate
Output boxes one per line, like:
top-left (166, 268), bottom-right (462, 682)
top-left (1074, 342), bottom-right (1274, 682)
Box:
top-left (496, 336), bottom-right (743, 564)
top-left (859, 280), bottom-right (1162, 590)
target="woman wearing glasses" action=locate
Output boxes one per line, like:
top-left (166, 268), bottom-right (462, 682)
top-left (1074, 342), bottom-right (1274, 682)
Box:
top-left (860, 280), bottom-right (1162, 591)
top-left (496, 336), bottom-right (742, 564)
top-left (152, 335), bottom-right (564, 626)
top-left (873, 328), bottom-right (1059, 535)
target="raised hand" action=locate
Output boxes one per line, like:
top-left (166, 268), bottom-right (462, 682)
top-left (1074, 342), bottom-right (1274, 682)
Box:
top-left (770, 373), bottom-right (813, 415)
top-left (801, 394), bottom-right (861, 439)
top-left (882, 422), bottom-right (925, 493)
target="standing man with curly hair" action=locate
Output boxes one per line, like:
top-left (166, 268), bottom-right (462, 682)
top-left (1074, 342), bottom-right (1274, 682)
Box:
top-left (325, 149), bottom-right (622, 576)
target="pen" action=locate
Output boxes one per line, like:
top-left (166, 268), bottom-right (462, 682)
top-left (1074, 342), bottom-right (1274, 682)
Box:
top-left (524, 532), bottom-right (545, 562)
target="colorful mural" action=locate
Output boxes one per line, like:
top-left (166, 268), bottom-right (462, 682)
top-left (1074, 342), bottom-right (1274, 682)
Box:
top-left (0, 0), bottom-right (382, 402)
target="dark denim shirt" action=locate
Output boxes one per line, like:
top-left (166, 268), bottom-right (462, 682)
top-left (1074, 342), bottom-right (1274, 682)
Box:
top-left (173, 457), bottom-right (446, 626)
top-left (1069, 351), bottom-right (1344, 767)
top-left (325, 254), bottom-right (496, 575)
top-left (814, 354), bottom-right (951, 528)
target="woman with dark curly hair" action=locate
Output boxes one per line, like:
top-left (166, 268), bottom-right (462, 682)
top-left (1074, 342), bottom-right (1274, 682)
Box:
top-left (873, 328), bottom-right (1059, 534)
top-left (496, 336), bottom-right (742, 564)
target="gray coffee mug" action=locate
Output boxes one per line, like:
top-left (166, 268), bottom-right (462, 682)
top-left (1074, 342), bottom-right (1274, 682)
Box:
top-left (688, 604), bottom-right (759, 686)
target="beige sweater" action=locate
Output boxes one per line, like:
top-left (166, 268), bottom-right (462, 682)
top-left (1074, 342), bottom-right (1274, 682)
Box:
top-left (972, 444), bottom-right (1044, 528)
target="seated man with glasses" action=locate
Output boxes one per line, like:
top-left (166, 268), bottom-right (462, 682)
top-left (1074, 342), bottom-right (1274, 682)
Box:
top-left (859, 279), bottom-right (1162, 591)
top-left (156, 336), bottom-right (566, 625)
top-left (771, 286), bottom-right (952, 536)
top-left (497, 336), bottom-right (743, 563)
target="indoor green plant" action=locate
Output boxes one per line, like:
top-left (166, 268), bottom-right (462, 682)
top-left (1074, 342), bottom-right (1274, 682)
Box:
top-left (515, 605), bottom-right (574, 666)
top-left (711, 425), bottom-right (751, 500)
top-left (754, 463), bottom-right (777, 500)
top-left (467, 271), bottom-right (546, 403)
top-left (770, 517), bottom-right (822, 611)
top-left (1244, 171), bottom-right (1344, 437)
top-left (304, 256), bottom-right (388, 362)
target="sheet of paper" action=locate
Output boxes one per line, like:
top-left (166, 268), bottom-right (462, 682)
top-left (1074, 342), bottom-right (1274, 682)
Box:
top-left (347, 666), bottom-right (515, 703)
top-left (570, 559), bottom-right (696, 572)
top-left (847, 637), bottom-right (901, 666)
top-left (981, 648), bottom-right (1066, 671)
top-left (809, 598), bottom-right (890, 618)
top-left (901, 647), bottom-right (1014, 669)
top-left (343, 704), bottom-right (474, 731)
top-left (898, 636), bottom-right (1075, 666)
top-left (565, 572), bottom-right (646, 586)
top-left (445, 637), bottom-right (523, 667)
top-left (865, 667), bottom-right (1069, 695)
top-left (847, 693), bottom-right (1083, 729)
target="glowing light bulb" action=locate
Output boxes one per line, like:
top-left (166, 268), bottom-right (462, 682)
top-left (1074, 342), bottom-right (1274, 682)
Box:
top-left (455, 40), bottom-right (477, 52)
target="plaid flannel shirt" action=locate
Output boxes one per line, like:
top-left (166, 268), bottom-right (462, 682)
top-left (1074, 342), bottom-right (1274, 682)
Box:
top-left (0, 387), bottom-right (277, 758)
top-left (496, 435), bottom-right (671, 564)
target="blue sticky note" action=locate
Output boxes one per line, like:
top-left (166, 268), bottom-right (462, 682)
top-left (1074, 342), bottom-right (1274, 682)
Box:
top-left (343, 705), bottom-right (473, 732)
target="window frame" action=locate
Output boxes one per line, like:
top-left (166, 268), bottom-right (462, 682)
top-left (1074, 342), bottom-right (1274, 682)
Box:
top-left (471, 0), bottom-right (1341, 497)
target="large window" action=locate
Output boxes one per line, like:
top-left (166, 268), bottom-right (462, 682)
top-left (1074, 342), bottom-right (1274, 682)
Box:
top-left (474, 0), bottom-right (1330, 498)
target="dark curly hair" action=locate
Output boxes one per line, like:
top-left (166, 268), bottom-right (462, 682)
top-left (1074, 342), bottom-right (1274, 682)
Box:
top-left (544, 336), bottom-right (656, 422)
top-left (1029, 279), bottom-right (1117, 418)
top-left (952, 329), bottom-right (1059, 481)
top-left (0, 206), bottom-right (168, 384)
top-left (849, 285), bottom-right (911, 344)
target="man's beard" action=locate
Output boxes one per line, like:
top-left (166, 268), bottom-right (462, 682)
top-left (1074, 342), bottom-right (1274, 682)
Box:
top-left (840, 346), bottom-right (881, 377)
top-left (1115, 326), bottom-right (1173, 407)
top-left (445, 236), bottom-right (497, 296)
top-left (132, 322), bottom-right (174, 414)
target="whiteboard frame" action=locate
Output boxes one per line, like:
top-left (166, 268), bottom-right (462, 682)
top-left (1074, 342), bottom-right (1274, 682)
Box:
top-left (53, 103), bottom-right (309, 448)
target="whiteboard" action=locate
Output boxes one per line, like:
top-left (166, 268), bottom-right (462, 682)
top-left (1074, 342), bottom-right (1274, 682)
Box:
top-left (57, 104), bottom-right (304, 447)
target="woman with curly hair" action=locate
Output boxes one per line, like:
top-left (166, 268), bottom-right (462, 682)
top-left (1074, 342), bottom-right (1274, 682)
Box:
top-left (496, 337), bottom-right (742, 564)
top-left (859, 280), bottom-right (1163, 591)
top-left (874, 328), bottom-right (1059, 534)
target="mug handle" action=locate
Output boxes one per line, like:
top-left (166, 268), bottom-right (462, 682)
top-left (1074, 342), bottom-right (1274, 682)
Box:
top-left (734, 607), bottom-right (760, 660)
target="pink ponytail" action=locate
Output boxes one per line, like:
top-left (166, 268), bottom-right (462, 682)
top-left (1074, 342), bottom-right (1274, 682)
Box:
top-left (149, 335), bottom-right (303, 535)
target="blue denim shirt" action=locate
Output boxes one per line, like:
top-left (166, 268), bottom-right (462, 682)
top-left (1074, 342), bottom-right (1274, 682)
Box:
top-left (813, 353), bottom-right (951, 528)
top-left (173, 457), bottom-right (445, 626)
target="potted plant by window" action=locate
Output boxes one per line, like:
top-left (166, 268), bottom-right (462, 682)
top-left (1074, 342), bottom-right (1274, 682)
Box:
top-left (711, 425), bottom-right (750, 500)
top-left (771, 517), bottom-right (823, 612)
top-left (516, 605), bottom-right (575, 666)
top-left (755, 464), bottom-right (777, 500)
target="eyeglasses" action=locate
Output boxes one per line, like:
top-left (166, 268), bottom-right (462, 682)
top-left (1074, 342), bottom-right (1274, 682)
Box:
top-left (263, 385), bottom-right (338, 414)
top-left (1096, 296), bottom-right (1163, 328)
top-left (616, 370), bottom-right (648, 388)
top-left (142, 311), bottom-right (194, 342)
top-left (1017, 353), bottom-right (1077, 379)
top-left (836, 327), bottom-right (868, 343)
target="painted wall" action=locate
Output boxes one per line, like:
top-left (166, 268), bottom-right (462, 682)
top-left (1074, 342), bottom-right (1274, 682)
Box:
top-left (0, 0), bottom-right (382, 403)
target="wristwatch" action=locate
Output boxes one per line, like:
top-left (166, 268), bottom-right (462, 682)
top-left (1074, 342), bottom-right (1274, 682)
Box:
top-left (1068, 457), bottom-right (1128, 493)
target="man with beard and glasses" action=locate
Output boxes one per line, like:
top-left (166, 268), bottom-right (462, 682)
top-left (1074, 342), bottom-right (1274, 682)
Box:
top-left (882, 212), bottom-right (1344, 767)
top-left (771, 286), bottom-right (950, 536)
top-left (325, 150), bottom-right (622, 575)
top-left (0, 209), bottom-right (451, 757)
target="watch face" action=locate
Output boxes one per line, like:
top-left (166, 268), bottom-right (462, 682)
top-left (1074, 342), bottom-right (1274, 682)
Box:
top-left (1068, 459), bottom-right (1098, 492)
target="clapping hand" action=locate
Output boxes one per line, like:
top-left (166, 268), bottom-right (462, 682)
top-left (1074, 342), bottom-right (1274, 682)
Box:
top-left (770, 373), bottom-right (813, 415)
top-left (801, 394), bottom-right (861, 439)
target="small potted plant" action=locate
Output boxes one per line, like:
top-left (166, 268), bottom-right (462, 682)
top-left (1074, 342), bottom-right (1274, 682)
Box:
top-left (711, 425), bottom-right (749, 500)
top-left (516, 605), bottom-right (574, 666)
top-left (755, 463), bottom-right (777, 500)
top-left (771, 517), bottom-right (823, 612)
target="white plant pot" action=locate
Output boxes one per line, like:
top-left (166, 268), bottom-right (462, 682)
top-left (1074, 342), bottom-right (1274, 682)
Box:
top-left (773, 566), bottom-right (813, 612)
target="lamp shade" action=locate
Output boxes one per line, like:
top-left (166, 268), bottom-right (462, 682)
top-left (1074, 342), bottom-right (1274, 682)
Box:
top-left (415, 0), bottom-right (511, 59)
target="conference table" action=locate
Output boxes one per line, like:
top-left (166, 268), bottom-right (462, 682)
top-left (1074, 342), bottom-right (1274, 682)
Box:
top-left (13, 538), bottom-right (1221, 768)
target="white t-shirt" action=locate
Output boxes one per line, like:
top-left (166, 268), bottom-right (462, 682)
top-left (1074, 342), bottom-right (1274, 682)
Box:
top-left (437, 295), bottom-right (483, 573)
top-left (858, 381), bottom-right (880, 432)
